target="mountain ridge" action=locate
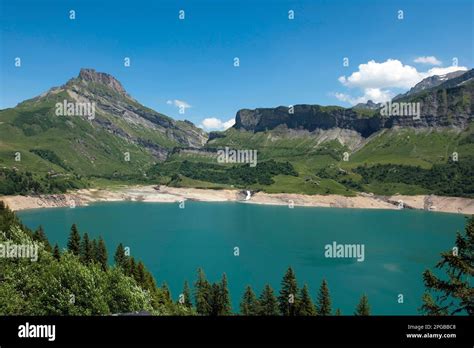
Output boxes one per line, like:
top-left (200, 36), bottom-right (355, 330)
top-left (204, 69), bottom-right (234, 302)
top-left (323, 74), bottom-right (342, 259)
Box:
top-left (1, 68), bottom-right (473, 199)
top-left (231, 69), bottom-right (473, 137)
top-left (393, 69), bottom-right (468, 101)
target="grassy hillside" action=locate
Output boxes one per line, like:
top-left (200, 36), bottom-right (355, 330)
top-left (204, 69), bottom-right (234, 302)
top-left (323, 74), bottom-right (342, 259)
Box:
top-left (0, 109), bottom-right (153, 176)
top-left (156, 124), bottom-right (474, 197)
top-left (0, 69), bottom-right (208, 187)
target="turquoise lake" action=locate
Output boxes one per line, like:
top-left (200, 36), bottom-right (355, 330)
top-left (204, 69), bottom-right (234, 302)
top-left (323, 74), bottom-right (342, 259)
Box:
top-left (17, 201), bottom-right (466, 315)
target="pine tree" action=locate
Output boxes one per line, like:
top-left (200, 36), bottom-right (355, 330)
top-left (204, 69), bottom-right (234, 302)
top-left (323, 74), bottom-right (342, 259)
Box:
top-left (240, 285), bottom-right (259, 315)
top-left (335, 308), bottom-right (342, 316)
top-left (91, 239), bottom-right (98, 262)
top-left (180, 280), bottom-right (193, 308)
top-left (278, 267), bottom-right (299, 316)
top-left (114, 243), bottom-right (127, 269)
top-left (0, 201), bottom-right (22, 237)
top-left (194, 268), bottom-right (212, 315)
top-left (161, 282), bottom-right (172, 303)
top-left (96, 237), bottom-right (108, 271)
top-left (129, 257), bottom-right (136, 278)
top-left (136, 261), bottom-right (146, 286)
top-left (420, 216), bottom-right (474, 315)
top-left (296, 284), bottom-right (316, 316)
top-left (354, 294), bottom-right (370, 316)
top-left (219, 273), bottom-right (232, 315)
top-left (34, 226), bottom-right (51, 251)
top-left (317, 279), bottom-right (332, 316)
top-left (67, 224), bottom-right (81, 255)
top-left (209, 283), bottom-right (222, 316)
top-left (419, 293), bottom-right (447, 315)
top-left (33, 226), bottom-right (43, 240)
top-left (145, 270), bottom-right (158, 293)
top-left (258, 284), bottom-right (279, 315)
top-left (53, 243), bottom-right (61, 261)
top-left (80, 232), bottom-right (93, 264)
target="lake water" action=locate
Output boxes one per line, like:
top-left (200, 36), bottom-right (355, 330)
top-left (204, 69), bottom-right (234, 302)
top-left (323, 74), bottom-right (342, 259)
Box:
top-left (17, 201), bottom-right (466, 315)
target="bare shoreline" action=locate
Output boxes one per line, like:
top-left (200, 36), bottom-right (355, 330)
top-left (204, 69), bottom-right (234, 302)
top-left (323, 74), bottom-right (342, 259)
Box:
top-left (1, 185), bottom-right (473, 215)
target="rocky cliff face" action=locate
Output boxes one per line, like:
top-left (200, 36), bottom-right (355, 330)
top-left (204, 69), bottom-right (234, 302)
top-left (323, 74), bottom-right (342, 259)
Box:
top-left (76, 68), bottom-right (129, 97)
top-left (235, 105), bottom-right (384, 137)
top-left (234, 70), bottom-right (474, 137)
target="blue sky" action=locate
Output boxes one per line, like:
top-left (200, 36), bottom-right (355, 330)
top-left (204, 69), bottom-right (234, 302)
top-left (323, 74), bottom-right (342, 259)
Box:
top-left (1, 0), bottom-right (472, 130)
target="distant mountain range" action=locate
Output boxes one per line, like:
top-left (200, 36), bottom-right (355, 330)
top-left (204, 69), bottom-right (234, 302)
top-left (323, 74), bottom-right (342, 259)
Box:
top-left (1, 68), bottom-right (473, 198)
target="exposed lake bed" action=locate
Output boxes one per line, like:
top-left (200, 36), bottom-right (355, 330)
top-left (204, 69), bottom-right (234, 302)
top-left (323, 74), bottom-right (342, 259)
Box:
top-left (3, 185), bottom-right (474, 214)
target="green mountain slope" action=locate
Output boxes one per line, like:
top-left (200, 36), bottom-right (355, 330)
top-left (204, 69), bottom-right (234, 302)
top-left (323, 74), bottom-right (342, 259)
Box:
top-left (1, 69), bottom-right (473, 197)
top-left (162, 70), bottom-right (474, 196)
top-left (0, 69), bottom-right (207, 180)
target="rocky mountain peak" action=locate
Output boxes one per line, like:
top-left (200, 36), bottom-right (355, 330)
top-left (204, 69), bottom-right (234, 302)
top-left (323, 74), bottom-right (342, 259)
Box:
top-left (353, 100), bottom-right (381, 110)
top-left (76, 68), bottom-right (128, 96)
top-left (23, 69), bottom-right (207, 152)
top-left (393, 69), bottom-right (467, 101)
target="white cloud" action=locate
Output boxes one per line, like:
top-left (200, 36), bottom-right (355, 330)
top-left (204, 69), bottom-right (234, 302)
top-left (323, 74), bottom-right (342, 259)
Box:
top-left (335, 88), bottom-right (393, 105)
top-left (338, 59), bottom-right (421, 89)
top-left (199, 117), bottom-right (235, 131)
top-left (166, 99), bottom-right (191, 110)
top-left (424, 65), bottom-right (468, 77)
top-left (414, 56), bottom-right (442, 65)
top-left (336, 59), bottom-right (468, 105)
